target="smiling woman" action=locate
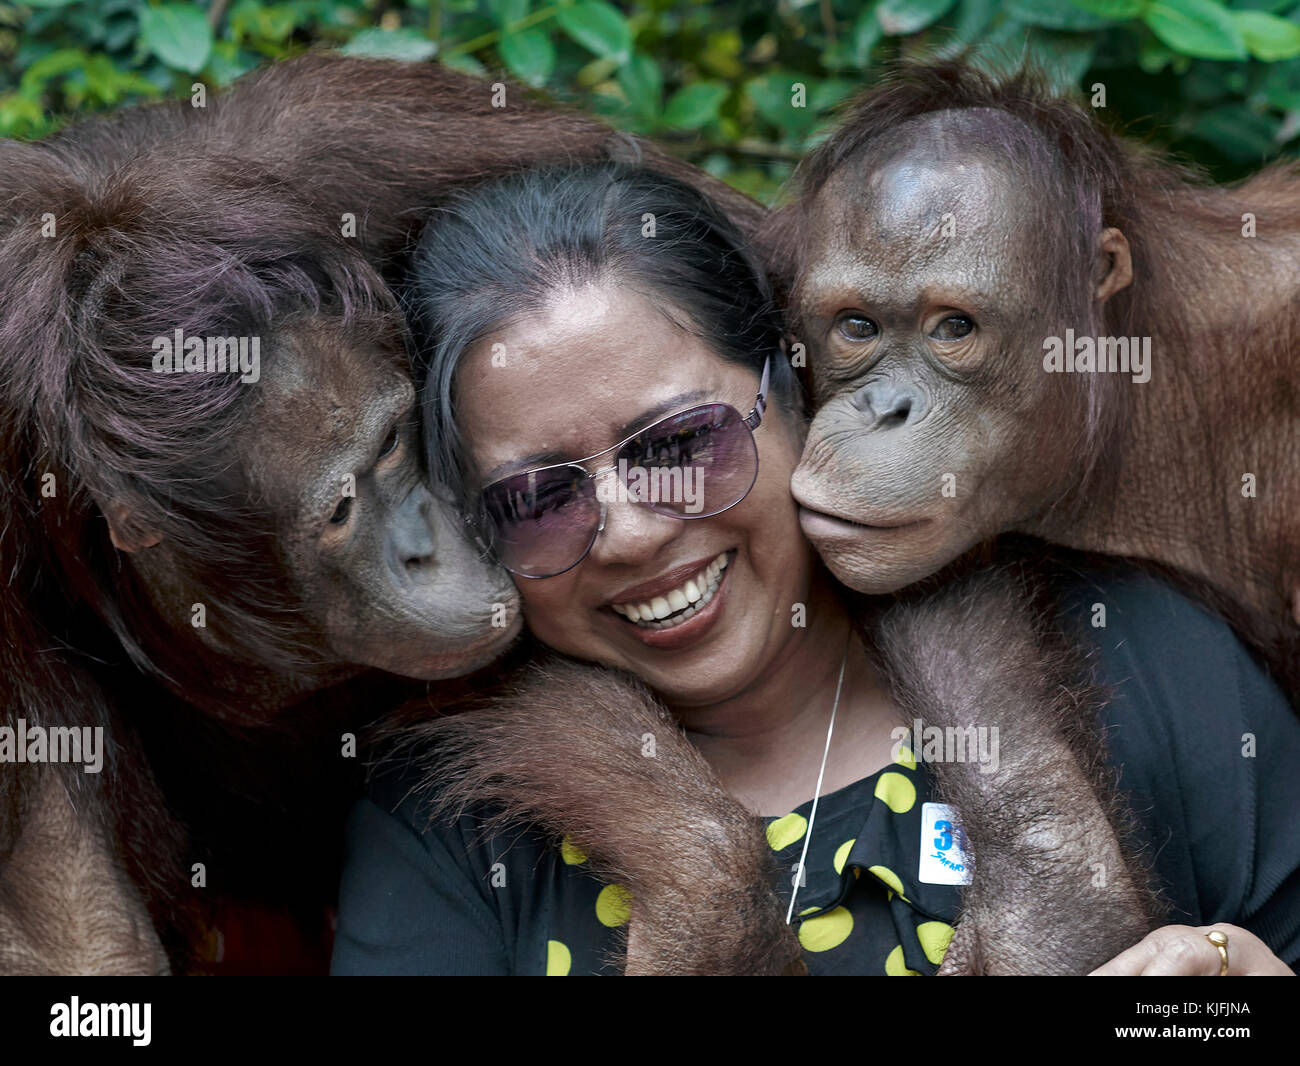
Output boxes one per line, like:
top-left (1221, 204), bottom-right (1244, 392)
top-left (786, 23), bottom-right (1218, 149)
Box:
top-left (409, 164), bottom-right (830, 748)
top-left (329, 164), bottom-right (1300, 977)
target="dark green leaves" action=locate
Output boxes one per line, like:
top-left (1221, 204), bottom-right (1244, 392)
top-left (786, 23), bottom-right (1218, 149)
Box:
top-left (500, 27), bottom-right (556, 86)
top-left (876, 0), bottom-right (960, 36)
top-left (557, 2), bottom-right (632, 63)
top-left (663, 81), bottom-right (729, 129)
top-left (340, 28), bottom-right (439, 62)
top-left (1144, 0), bottom-right (1249, 60)
top-left (139, 3), bottom-right (213, 74)
top-left (1234, 10), bottom-right (1300, 61)
top-left (5, 0), bottom-right (1298, 195)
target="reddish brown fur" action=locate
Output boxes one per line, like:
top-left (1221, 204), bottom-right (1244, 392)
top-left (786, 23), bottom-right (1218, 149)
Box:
top-left (870, 554), bottom-right (1166, 974)
top-left (0, 149), bottom-right (394, 968)
top-left (0, 54), bottom-right (767, 974)
top-left (770, 61), bottom-right (1300, 701)
top-left (32, 52), bottom-right (767, 267)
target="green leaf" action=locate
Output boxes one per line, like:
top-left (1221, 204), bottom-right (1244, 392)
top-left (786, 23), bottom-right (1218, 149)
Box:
top-left (1233, 10), bottom-right (1300, 59)
top-left (17, 0), bottom-right (80, 7)
top-left (850, 6), bottom-right (884, 64)
top-left (699, 29), bottom-right (744, 78)
top-left (139, 3), bottom-right (213, 74)
top-left (1138, 35), bottom-right (1178, 69)
top-left (340, 28), bottom-right (438, 62)
top-left (105, 13), bottom-right (141, 53)
top-left (948, 0), bottom-right (1000, 43)
top-left (1144, 0), bottom-right (1248, 60)
top-left (488, 0), bottom-right (530, 26)
top-left (1231, 0), bottom-right (1296, 12)
top-left (1179, 60), bottom-right (1236, 99)
top-left (747, 74), bottom-right (820, 137)
top-left (811, 79), bottom-right (860, 111)
top-left (206, 40), bottom-right (259, 86)
top-left (1067, 0), bottom-right (1145, 16)
top-left (1032, 31), bottom-right (1099, 89)
top-left (226, 0), bottom-right (299, 46)
top-left (1186, 104), bottom-right (1280, 159)
top-left (0, 93), bottom-right (48, 137)
top-left (575, 56), bottom-right (620, 87)
top-left (662, 82), bottom-right (729, 129)
top-left (19, 49), bottom-right (89, 96)
top-left (556, 1), bottom-right (632, 62)
top-left (967, 21), bottom-right (1097, 90)
top-left (440, 52), bottom-right (489, 78)
top-left (617, 53), bottom-right (662, 120)
top-left (1004, 0), bottom-right (1115, 29)
top-left (876, 0), bottom-right (959, 36)
top-left (499, 27), bottom-right (555, 86)
top-left (1262, 59), bottom-right (1300, 107)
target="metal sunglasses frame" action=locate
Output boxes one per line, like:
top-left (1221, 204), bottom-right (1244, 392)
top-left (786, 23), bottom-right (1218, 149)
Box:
top-left (479, 354), bottom-right (772, 579)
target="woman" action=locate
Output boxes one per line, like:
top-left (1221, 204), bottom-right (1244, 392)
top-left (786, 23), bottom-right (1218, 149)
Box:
top-left (330, 164), bottom-right (1299, 976)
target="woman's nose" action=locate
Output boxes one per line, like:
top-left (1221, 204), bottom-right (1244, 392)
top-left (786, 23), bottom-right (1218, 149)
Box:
top-left (585, 490), bottom-right (683, 567)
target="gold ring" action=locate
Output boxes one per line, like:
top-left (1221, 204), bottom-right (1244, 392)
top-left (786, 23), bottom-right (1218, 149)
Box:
top-left (1205, 929), bottom-right (1229, 976)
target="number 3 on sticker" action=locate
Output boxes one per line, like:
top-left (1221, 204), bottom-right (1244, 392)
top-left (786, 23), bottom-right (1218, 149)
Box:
top-left (919, 802), bottom-right (972, 885)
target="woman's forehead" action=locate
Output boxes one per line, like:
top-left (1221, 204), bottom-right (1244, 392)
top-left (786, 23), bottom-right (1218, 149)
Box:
top-left (454, 291), bottom-right (748, 477)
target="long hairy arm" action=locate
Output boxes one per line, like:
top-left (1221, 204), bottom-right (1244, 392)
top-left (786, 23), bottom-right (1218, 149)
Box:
top-left (400, 657), bottom-right (805, 976)
top-left (870, 561), bottom-right (1166, 974)
top-left (0, 771), bottom-right (169, 976)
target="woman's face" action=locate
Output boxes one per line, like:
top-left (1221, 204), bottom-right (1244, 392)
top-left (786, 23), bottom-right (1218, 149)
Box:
top-left (456, 280), bottom-right (814, 707)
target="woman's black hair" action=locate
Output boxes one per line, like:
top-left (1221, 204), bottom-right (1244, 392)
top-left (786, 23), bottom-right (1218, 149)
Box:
top-left (405, 162), bottom-right (796, 503)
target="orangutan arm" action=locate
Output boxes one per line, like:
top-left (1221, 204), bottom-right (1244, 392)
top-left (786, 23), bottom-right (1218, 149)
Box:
top-left (405, 657), bottom-right (804, 976)
top-left (0, 771), bottom-right (169, 976)
top-left (872, 564), bottom-right (1164, 975)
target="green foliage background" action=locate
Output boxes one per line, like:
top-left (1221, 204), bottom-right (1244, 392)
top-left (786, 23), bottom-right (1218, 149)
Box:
top-left (2, 0), bottom-right (1299, 202)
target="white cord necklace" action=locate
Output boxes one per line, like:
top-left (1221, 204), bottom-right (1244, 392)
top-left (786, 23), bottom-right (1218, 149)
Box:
top-left (785, 635), bottom-right (850, 924)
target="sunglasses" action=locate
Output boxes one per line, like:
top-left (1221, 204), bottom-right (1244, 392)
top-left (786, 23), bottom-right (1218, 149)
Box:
top-left (478, 356), bottom-right (771, 578)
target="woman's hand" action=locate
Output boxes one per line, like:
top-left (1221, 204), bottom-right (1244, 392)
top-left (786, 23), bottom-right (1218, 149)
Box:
top-left (1089, 924), bottom-right (1295, 975)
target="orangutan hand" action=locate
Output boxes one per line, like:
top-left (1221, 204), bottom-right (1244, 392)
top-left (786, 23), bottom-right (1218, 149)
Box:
top-left (1089, 924), bottom-right (1295, 975)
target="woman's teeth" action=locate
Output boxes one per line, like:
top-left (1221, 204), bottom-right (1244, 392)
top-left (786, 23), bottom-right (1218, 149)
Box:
top-left (610, 552), bottom-right (730, 630)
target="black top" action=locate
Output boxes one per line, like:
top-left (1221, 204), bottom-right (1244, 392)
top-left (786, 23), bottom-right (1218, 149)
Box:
top-left (330, 569), bottom-right (1300, 975)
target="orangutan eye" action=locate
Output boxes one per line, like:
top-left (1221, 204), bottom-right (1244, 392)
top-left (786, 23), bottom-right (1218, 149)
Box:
top-left (836, 314), bottom-right (878, 341)
top-left (377, 423), bottom-right (400, 460)
top-left (931, 314), bottom-right (974, 341)
top-left (329, 496), bottom-right (352, 525)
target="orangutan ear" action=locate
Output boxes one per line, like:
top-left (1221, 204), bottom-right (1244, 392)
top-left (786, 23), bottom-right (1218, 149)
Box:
top-left (1095, 228), bottom-right (1133, 303)
top-left (102, 500), bottom-right (162, 552)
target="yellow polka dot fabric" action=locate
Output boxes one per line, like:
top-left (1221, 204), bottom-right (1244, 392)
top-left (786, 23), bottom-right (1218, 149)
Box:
top-left (529, 753), bottom-right (965, 975)
top-left (754, 757), bottom-right (962, 975)
top-left (594, 884), bottom-right (632, 928)
top-left (545, 939), bottom-right (571, 976)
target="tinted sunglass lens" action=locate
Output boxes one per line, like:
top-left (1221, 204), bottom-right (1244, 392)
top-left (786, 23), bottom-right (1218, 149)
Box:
top-left (618, 404), bottom-right (757, 518)
top-left (482, 467), bottom-right (601, 577)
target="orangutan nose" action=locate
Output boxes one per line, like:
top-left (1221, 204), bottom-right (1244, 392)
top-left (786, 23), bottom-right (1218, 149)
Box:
top-left (391, 488), bottom-right (438, 580)
top-left (850, 380), bottom-right (926, 429)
